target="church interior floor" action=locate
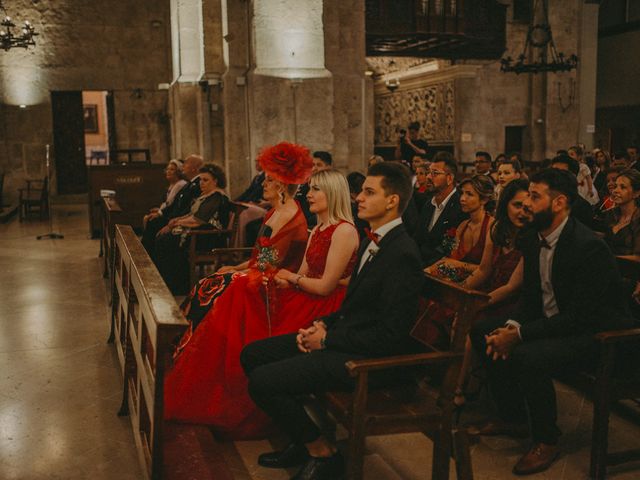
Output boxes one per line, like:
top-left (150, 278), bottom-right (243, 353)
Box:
top-left (1, 204), bottom-right (639, 480)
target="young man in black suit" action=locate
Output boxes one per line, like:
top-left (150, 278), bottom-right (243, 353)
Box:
top-left (469, 168), bottom-right (632, 475)
top-left (412, 151), bottom-right (467, 266)
top-left (241, 162), bottom-right (423, 480)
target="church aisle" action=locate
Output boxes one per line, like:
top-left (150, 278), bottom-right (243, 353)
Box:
top-left (0, 205), bottom-right (141, 479)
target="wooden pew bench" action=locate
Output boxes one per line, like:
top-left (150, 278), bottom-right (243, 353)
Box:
top-left (319, 273), bottom-right (490, 480)
top-left (109, 224), bottom-right (189, 479)
top-left (100, 196), bottom-right (123, 279)
top-left (587, 255), bottom-right (640, 480)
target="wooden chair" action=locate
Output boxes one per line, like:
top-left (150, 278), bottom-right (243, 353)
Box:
top-left (320, 273), bottom-right (490, 480)
top-left (187, 202), bottom-right (249, 287)
top-left (589, 255), bottom-right (640, 480)
top-left (19, 177), bottom-right (48, 221)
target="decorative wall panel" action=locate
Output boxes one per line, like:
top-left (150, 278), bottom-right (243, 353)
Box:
top-left (375, 81), bottom-right (454, 145)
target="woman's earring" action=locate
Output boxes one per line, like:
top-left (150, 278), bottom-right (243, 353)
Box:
top-left (280, 191), bottom-right (286, 205)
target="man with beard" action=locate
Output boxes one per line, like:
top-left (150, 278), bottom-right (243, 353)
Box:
top-left (468, 168), bottom-right (632, 476)
top-left (412, 151), bottom-right (467, 266)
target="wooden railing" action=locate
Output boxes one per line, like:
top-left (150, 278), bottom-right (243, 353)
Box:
top-left (110, 225), bottom-right (188, 479)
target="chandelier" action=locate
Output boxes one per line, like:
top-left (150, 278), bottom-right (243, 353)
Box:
top-left (501, 0), bottom-right (577, 74)
top-left (0, 1), bottom-right (38, 51)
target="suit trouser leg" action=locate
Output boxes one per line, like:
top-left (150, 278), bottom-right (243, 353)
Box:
top-left (509, 334), bottom-right (595, 444)
top-left (470, 316), bottom-right (528, 424)
top-left (242, 334), bottom-right (360, 445)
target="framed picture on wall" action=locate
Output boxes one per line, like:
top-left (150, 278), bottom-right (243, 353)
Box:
top-left (83, 104), bottom-right (99, 133)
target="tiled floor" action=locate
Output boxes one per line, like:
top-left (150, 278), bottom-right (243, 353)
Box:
top-left (1, 204), bottom-right (639, 480)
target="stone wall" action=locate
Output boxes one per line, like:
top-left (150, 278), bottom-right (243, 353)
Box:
top-left (371, 0), bottom-right (592, 164)
top-left (0, 0), bottom-right (172, 202)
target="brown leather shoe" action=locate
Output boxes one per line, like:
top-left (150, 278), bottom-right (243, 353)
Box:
top-left (512, 443), bottom-right (559, 476)
top-left (466, 420), bottom-right (529, 438)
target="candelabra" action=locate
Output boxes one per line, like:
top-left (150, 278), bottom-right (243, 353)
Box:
top-left (0, 1), bottom-right (38, 51)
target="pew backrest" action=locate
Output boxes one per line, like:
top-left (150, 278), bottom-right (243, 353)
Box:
top-left (111, 224), bottom-right (188, 480)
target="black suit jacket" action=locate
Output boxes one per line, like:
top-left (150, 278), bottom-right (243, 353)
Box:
top-left (513, 217), bottom-right (633, 341)
top-left (323, 223), bottom-right (424, 357)
top-left (412, 190), bottom-right (467, 267)
top-left (163, 176), bottom-right (201, 219)
top-left (235, 172), bottom-right (265, 203)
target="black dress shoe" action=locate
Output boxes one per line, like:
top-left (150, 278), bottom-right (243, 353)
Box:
top-left (291, 452), bottom-right (345, 480)
top-left (258, 443), bottom-right (309, 469)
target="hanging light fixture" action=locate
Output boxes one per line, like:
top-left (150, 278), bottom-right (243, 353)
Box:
top-left (501, 0), bottom-right (577, 74)
top-left (0, 0), bottom-right (38, 51)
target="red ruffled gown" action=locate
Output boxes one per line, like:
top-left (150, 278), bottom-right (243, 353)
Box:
top-left (164, 221), bottom-right (357, 438)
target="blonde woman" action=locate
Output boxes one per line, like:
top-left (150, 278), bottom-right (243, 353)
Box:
top-left (164, 168), bottom-right (359, 439)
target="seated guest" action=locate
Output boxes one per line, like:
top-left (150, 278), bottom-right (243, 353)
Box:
top-left (234, 156), bottom-right (270, 247)
top-left (241, 162), bottom-right (422, 478)
top-left (447, 175), bottom-right (494, 265)
top-left (413, 151), bottom-right (467, 266)
top-left (611, 151), bottom-right (631, 170)
top-left (628, 145), bottom-right (639, 171)
top-left (474, 151), bottom-right (493, 178)
top-left (155, 164), bottom-right (231, 295)
top-left (346, 171), bottom-right (368, 240)
top-left (367, 154), bottom-right (384, 167)
top-left (595, 167), bottom-right (622, 225)
top-left (181, 148), bottom-right (310, 329)
top-left (569, 145), bottom-right (599, 205)
top-left (603, 168), bottom-right (640, 255)
top-left (414, 163), bottom-right (429, 193)
top-left (592, 148), bottom-right (611, 198)
top-left (164, 167), bottom-right (360, 439)
top-left (297, 151), bottom-right (333, 227)
top-left (236, 156), bottom-right (266, 203)
top-left (143, 159), bottom-right (187, 228)
top-left (550, 154), bottom-right (595, 229)
top-left (468, 168), bottom-right (632, 475)
top-left (495, 159), bottom-right (522, 199)
top-left (453, 179), bottom-right (531, 405)
top-left (141, 154), bottom-right (204, 259)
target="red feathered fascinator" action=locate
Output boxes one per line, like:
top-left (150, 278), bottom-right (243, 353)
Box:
top-left (257, 142), bottom-right (313, 185)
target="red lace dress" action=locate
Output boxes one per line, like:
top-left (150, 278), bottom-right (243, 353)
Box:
top-left (163, 221), bottom-right (357, 438)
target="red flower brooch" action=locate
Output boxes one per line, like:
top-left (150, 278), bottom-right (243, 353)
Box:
top-left (257, 142), bottom-right (313, 185)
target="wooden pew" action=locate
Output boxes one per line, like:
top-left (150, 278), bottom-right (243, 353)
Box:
top-left (100, 197), bottom-right (123, 279)
top-left (320, 273), bottom-right (489, 480)
top-left (110, 225), bottom-right (189, 479)
top-left (589, 255), bottom-right (640, 480)
top-left (87, 163), bottom-right (167, 238)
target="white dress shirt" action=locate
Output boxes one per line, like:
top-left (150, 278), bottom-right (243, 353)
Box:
top-left (428, 187), bottom-right (457, 231)
top-left (357, 217), bottom-right (403, 274)
top-left (507, 215), bottom-right (569, 337)
top-left (539, 216), bottom-right (568, 318)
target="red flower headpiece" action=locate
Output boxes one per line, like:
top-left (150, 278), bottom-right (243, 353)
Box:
top-left (257, 142), bottom-right (313, 185)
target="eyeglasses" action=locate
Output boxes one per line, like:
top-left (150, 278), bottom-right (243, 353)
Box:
top-left (425, 169), bottom-right (447, 176)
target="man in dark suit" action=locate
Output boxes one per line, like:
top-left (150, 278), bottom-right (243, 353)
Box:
top-left (550, 154), bottom-right (595, 229)
top-left (241, 162), bottom-right (423, 480)
top-left (141, 154), bottom-right (203, 259)
top-left (469, 168), bottom-right (632, 475)
top-left (413, 151), bottom-right (467, 266)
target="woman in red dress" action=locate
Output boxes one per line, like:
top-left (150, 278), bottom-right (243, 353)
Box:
top-left (180, 165), bottom-right (310, 334)
top-left (164, 167), bottom-right (359, 439)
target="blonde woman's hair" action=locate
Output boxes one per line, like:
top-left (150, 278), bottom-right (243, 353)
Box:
top-left (309, 169), bottom-right (353, 225)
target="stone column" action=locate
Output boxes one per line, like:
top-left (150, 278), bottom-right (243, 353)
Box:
top-left (220, 0), bottom-right (372, 198)
top-left (577, 2), bottom-right (599, 150)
